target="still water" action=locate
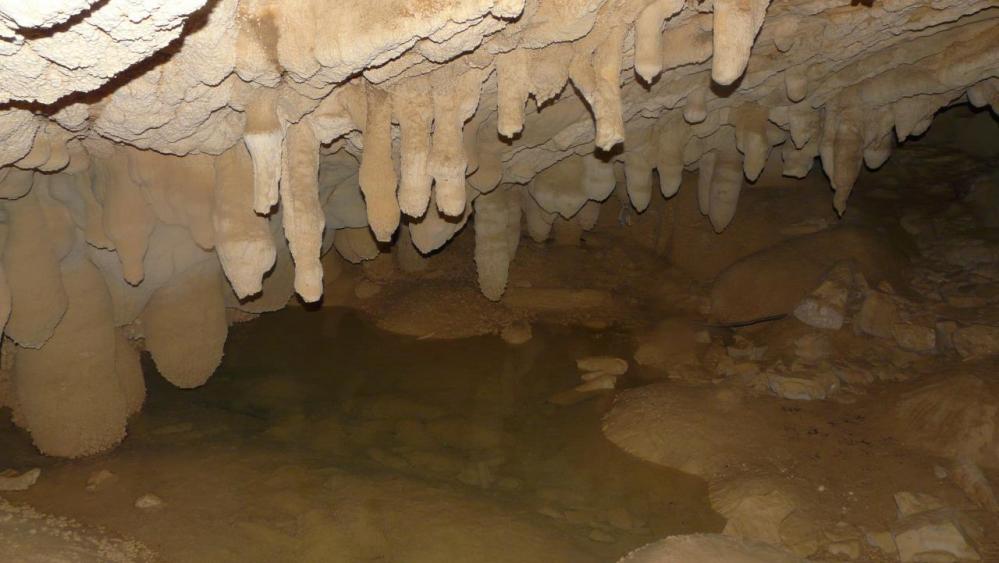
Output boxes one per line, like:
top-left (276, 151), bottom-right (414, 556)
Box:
top-left (1, 308), bottom-right (721, 561)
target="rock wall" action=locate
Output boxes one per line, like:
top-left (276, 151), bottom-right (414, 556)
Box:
top-left (0, 0), bottom-right (996, 456)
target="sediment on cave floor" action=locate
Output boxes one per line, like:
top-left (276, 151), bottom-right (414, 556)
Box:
top-left (0, 0), bottom-right (998, 561)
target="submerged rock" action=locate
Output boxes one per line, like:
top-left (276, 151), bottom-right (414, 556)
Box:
top-left (500, 321), bottom-right (532, 345)
top-left (0, 468), bottom-right (40, 492)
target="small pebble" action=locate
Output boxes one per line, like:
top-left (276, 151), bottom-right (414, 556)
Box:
top-left (135, 494), bottom-right (165, 510)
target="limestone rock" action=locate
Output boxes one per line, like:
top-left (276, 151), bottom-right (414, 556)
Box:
top-left (577, 356), bottom-right (628, 377)
top-left (892, 322), bottom-right (937, 354)
top-left (711, 228), bottom-right (901, 325)
top-left (856, 291), bottom-right (899, 339)
top-left (768, 372), bottom-right (839, 401)
top-left (892, 510), bottom-right (980, 563)
top-left (892, 375), bottom-right (999, 469)
top-left (894, 492), bottom-right (945, 519)
top-left (953, 325), bottom-right (999, 361)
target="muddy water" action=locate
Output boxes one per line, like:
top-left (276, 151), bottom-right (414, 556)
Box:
top-left (0, 308), bottom-right (722, 562)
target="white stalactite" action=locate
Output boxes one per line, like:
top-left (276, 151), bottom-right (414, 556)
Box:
top-left (474, 188), bottom-right (513, 302)
top-left (213, 142), bottom-right (277, 299)
top-left (393, 76), bottom-right (434, 218)
top-left (634, 0), bottom-right (685, 84)
top-left (429, 67), bottom-right (485, 218)
top-left (280, 120), bottom-right (325, 302)
top-left (711, 0), bottom-right (771, 85)
top-left (243, 89), bottom-right (285, 215)
top-left (358, 84), bottom-right (400, 242)
top-left (496, 49), bottom-right (530, 138)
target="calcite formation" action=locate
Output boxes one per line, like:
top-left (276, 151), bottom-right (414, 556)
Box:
top-left (0, 0), bottom-right (996, 457)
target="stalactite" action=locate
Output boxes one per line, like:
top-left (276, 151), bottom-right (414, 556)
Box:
top-left (582, 153), bottom-right (616, 201)
top-left (531, 156), bottom-right (590, 219)
top-left (521, 189), bottom-right (555, 243)
top-left (625, 124), bottom-right (656, 212)
top-left (467, 121), bottom-right (505, 195)
top-left (87, 225), bottom-right (193, 327)
top-left (684, 87), bottom-right (707, 124)
top-left (130, 150), bottom-right (216, 251)
top-left (570, 25), bottom-right (627, 151)
top-left (1, 186), bottom-right (68, 348)
top-left (781, 138), bottom-right (818, 178)
top-left (893, 97), bottom-right (946, 141)
top-left (280, 119), bottom-right (325, 302)
top-left (733, 104), bottom-right (770, 181)
top-left (230, 212), bottom-right (296, 315)
top-left (243, 88), bottom-right (285, 215)
top-left (656, 115), bottom-right (688, 198)
top-left (429, 67), bottom-right (485, 217)
top-left (591, 25), bottom-right (627, 151)
top-left (496, 49), bottom-right (530, 138)
top-left (820, 108), bottom-right (864, 214)
top-left (711, 0), bottom-right (771, 85)
top-left (785, 66), bottom-right (808, 103)
top-left (392, 76), bottom-right (434, 218)
top-left (358, 84), bottom-right (400, 242)
top-left (707, 142), bottom-right (745, 233)
top-left (95, 146), bottom-right (155, 285)
top-left (47, 172), bottom-right (113, 251)
top-left (34, 174), bottom-right (76, 261)
top-left (58, 144), bottom-right (114, 249)
top-left (474, 189), bottom-right (513, 301)
top-left (526, 44), bottom-right (572, 106)
top-left (967, 79), bottom-right (999, 111)
top-left (788, 105), bottom-right (820, 149)
top-left (213, 142), bottom-right (277, 299)
top-left (141, 258), bottom-right (228, 389)
top-left (634, 0), bottom-right (685, 84)
top-left (863, 112), bottom-right (896, 170)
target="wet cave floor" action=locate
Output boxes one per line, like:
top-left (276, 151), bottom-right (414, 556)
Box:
top-left (0, 308), bottom-right (723, 562)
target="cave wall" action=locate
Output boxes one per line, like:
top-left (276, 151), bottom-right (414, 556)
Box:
top-left (0, 0), bottom-right (996, 457)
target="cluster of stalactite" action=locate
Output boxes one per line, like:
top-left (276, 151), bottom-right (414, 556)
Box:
top-left (0, 0), bottom-right (996, 457)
